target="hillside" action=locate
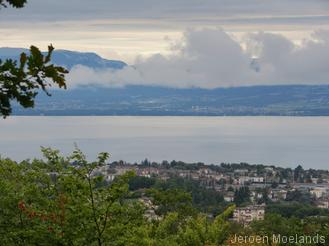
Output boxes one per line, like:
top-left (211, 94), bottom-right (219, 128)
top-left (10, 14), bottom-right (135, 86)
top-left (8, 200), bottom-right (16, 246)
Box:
top-left (12, 84), bottom-right (329, 116)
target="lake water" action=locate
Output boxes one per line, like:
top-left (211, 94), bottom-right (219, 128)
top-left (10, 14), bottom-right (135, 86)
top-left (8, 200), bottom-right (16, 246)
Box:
top-left (0, 116), bottom-right (328, 169)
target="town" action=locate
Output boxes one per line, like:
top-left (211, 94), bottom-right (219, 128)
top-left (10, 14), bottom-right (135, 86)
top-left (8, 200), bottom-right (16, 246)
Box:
top-left (92, 160), bottom-right (329, 224)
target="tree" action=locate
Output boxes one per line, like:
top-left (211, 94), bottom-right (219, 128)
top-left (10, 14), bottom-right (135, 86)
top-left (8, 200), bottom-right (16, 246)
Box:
top-left (285, 189), bottom-right (314, 205)
top-left (129, 176), bottom-right (156, 191)
top-left (234, 187), bottom-right (251, 206)
top-left (148, 188), bottom-right (196, 218)
top-left (153, 205), bottom-right (235, 246)
top-left (0, 148), bottom-right (239, 245)
top-left (0, 1), bottom-right (68, 117)
top-left (152, 177), bottom-right (225, 215)
top-left (266, 202), bottom-right (329, 219)
top-left (294, 165), bottom-right (304, 183)
top-left (0, 0), bottom-right (27, 8)
top-left (0, 148), bottom-right (151, 245)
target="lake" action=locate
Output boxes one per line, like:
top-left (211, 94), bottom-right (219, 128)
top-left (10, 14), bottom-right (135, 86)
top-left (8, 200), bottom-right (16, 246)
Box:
top-left (0, 116), bottom-right (328, 169)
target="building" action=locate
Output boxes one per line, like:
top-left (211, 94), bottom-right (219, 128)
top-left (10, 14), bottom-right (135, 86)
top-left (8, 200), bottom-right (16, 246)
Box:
top-left (250, 191), bottom-right (263, 202)
top-left (224, 192), bottom-right (235, 202)
top-left (310, 187), bottom-right (329, 199)
top-left (252, 177), bottom-right (265, 183)
top-left (316, 198), bottom-right (329, 209)
top-left (115, 165), bottom-right (136, 175)
top-left (234, 169), bottom-right (249, 176)
top-left (236, 176), bottom-right (252, 185)
top-left (233, 204), bottom-right (265, 224)
top-left (139, 197), bottom-right (161, 221)
top-left (270, 189), bottom-right (288, 202)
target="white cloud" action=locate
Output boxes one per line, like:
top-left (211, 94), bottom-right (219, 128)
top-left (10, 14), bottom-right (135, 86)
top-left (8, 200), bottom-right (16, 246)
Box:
top-left (68, 65), bottom-right (141, 88)
top-left (251, 30), bottom-right (329, 84)
top-left (67, 28), bottom-right (329, 89)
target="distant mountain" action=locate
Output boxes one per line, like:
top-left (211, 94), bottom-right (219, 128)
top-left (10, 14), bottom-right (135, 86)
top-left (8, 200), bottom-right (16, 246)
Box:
top-left (2, 48), bottom-right (329, 116)
top-left (12, 84), bottom-right (329, 116)
top-left (0, 47), bottom-right (126, 70)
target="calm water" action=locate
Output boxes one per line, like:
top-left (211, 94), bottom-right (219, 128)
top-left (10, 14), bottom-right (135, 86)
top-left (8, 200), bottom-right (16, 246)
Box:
top-left (0, 116), bottom-right (328, 169)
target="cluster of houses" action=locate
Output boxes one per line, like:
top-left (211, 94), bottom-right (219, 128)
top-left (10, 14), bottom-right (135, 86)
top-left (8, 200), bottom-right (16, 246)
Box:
top-left (93, 162), bottom-right (329, 223)
top-left (293, 183), bottom-right (329, 209)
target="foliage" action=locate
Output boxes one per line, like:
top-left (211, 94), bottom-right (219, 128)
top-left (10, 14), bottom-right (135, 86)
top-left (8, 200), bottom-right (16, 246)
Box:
top-left (0, 0), bottom-right (68, 117)
top-left (151, 177), bottom-right (225, 215)
top-left (285, 189), bottom-right (315, 204)
top-left (0, 45), bottom-right (68, 117)
top-left (234, 187), bottom-right (251, 206)
top-left (267, 202), bottom-right (329, 219)
top-left (249, 214), bottom-right (328, 246)
top-left (151, 205), bottom-right (235, 246)
top-left (0, 149), bottom-right (239, 245)
top-left (128, 176), bottom-right (156, 191)
top-left (148, 188), bottom-right (196, 218)
top-left (0, 0), bottom-right (27, 8)
top-left (0, 148), bottom-right (150, 245)
top-left (225, 213), bottom-right (329, 246)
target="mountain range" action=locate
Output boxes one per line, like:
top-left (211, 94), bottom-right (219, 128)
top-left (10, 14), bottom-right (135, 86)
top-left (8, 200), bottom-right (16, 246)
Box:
top-left (1, 47), bottom-right (329, 116)
top-left (0, 47), bottom-right (126, 70)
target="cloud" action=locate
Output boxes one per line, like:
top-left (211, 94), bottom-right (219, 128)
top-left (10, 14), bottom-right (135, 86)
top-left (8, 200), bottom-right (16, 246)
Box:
top-left (251, 30), bottom-right (329, 84)
top-left (67, 28), bottom-right (329, 89)
top-left (67, 65), bottom-right (141, 88)
top-left (1, 0), bottom-right (328, 22)
top-left (1, 0), bottom-right (329, 62)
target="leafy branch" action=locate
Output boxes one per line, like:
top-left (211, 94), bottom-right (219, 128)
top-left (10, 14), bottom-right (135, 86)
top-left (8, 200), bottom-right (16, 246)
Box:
top-left (0, 45), bottom-right (68, 117)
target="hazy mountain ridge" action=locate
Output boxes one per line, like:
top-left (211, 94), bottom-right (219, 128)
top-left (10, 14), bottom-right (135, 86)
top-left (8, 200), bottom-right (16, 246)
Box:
top-left (2, 47), bottom-right (329, 116)
top-left (0, 47), bottom-right (127, 70)
top-left (12, 84), bottom-right (329, 116)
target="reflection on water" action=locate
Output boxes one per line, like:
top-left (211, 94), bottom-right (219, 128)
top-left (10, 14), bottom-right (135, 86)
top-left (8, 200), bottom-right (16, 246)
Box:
top-left (0, 116), bottom-right (328, 169)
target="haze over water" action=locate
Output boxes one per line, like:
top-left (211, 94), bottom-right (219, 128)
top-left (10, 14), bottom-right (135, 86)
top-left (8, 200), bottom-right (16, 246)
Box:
top-left (0, 116), bottom-right (328, 169)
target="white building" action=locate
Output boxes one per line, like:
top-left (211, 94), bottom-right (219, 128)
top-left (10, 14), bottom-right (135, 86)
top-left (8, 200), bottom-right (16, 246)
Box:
top-left (310, 187), bottom-right (329, 199)
top-left (316, 198), bottom-right (329, 209)
top-left (233, 205), bottom-right (265, 224)
top-left (270, 189), bottom-right (288, 202)
top-left (252, 177), bottom-right (265, 183)
top-left (224, 192), bottom-right (235, 202)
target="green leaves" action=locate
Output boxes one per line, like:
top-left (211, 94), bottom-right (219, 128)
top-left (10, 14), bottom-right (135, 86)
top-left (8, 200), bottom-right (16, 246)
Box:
top-left (0, 148), bottom-right (146, 245)
top-left (0, 149), bottom-right (239, 245)
top-left (0, 0), bottom-right (27, 8)
top-left (152, 205), bottom-right (235, 246)
top-left (0, 45), bottom-right (68, 117)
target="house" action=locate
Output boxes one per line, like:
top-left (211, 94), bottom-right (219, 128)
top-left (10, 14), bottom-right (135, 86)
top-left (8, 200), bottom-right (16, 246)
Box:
top-left (136, 167), bottom-right (159, 178)
top-left (115, 165), bottom-right (136, 175)
top-left (310, 187), bottom-right (329, 199)
top-left (105, 174), bottom-right (116, 182)
top-left (233, 204), bottom-right (265, 224)
top-left (311, 178), bottom-right (319, 184)
top-left (139, 197), bottom-right (161, 221)
top-left (316, 198), bottom-right (329, 209)
top-left (224, 192), bottom-right (235, 202)
top-left (250, 191), bottom-right (263, 202)
top-left (251, 177), bottom-right (264, 183)
top-left (270, 189), bottom-right (288, 202)
top-left (234, 169), bottom-right (249, 176)
top-left (237, 176), bottom-right (252, 185)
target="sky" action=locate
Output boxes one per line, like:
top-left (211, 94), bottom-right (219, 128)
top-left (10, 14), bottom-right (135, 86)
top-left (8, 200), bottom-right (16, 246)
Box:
top-left (1, 0), bottom-right (329, 88)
